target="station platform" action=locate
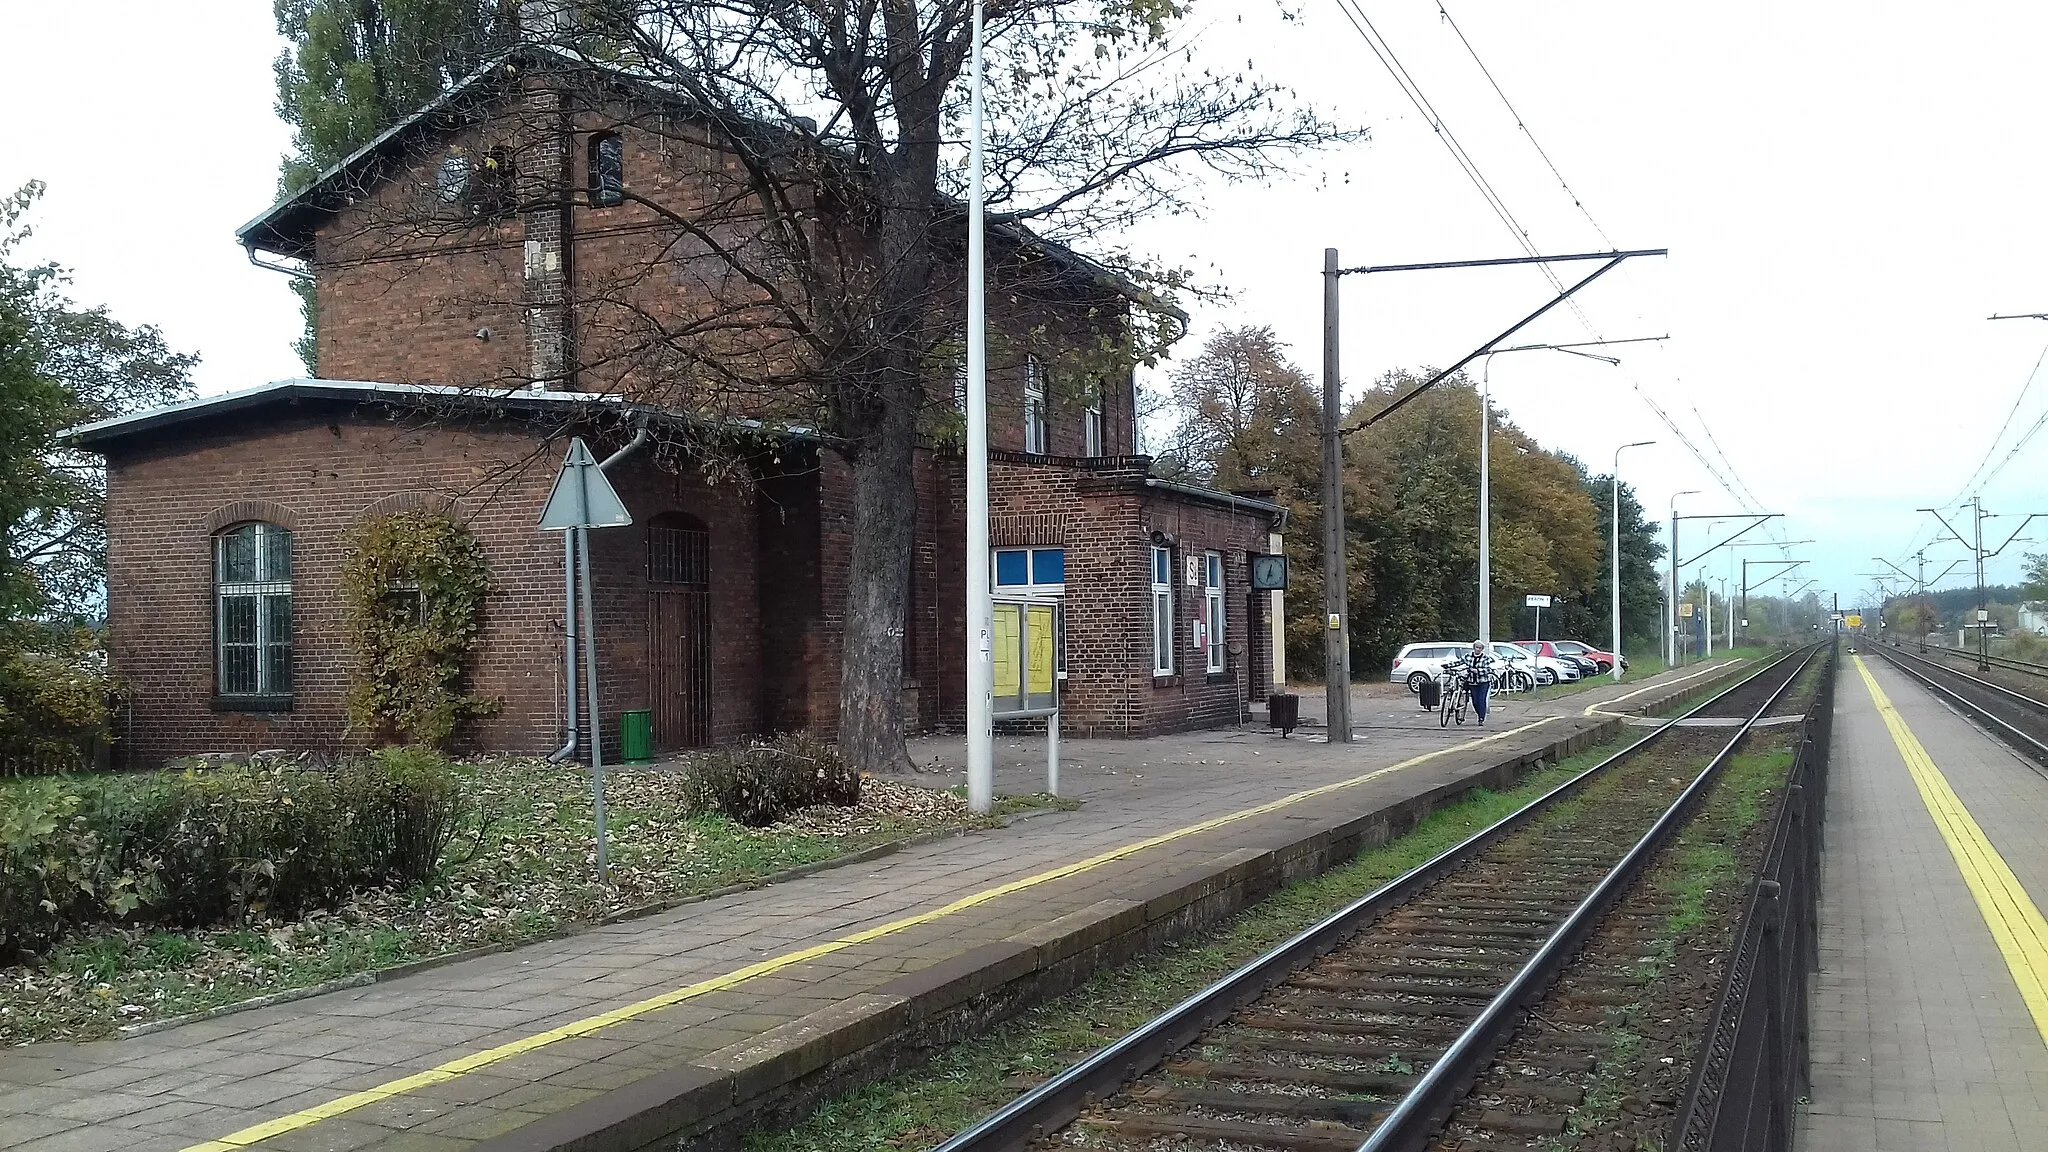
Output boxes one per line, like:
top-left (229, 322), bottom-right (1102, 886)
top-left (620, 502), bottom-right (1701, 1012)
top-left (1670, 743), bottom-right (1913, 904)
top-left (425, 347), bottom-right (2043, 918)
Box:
top-left (0, 662), bottom-right (1740, 1152)
top-left (1801, 655), bottom-right (2048, 1151)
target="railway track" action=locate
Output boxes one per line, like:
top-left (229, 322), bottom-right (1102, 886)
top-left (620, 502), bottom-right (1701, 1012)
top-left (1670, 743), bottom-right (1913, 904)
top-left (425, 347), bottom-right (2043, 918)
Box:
top-left (1918, 644), bottom-right (2048, 684)
top-left (1865, 641), bottom-right (2048, 770)
top-left (935, 645), bottom-right (1827, 1152)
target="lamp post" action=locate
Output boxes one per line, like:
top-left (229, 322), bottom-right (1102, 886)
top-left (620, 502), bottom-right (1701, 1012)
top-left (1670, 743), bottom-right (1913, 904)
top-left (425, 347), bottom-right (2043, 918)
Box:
top-left (1668, 490), bottom-right (1699, 665)
top-left (962, 0), bottom-right (992, 813)
top-left (1475, 342), bottom-right (1631, 644)
top-left (1611, 440), bottom-right (1654, 681)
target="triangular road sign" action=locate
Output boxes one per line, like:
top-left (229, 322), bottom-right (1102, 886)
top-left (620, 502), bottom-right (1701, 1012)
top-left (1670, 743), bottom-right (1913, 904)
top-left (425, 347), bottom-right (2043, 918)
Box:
top-left (538, 437), bottom-right (633, 530)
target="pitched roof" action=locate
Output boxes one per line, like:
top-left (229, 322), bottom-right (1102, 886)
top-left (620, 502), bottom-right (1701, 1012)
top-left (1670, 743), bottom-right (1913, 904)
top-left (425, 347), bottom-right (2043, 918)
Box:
top-left (65, 378), bottom-right (814, 451)
top-left (235, 46), bottom-right (1165, 315)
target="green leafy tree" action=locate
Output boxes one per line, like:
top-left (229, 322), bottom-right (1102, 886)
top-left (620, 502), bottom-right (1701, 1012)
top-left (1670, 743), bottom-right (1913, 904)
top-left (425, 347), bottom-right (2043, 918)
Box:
top-left (1, 183), bottom-right (196, 622)
top-left (2023, 552), bottom-right (2047, 602)
top-left (1157, 327), bottom-right (1348, 678)
top-left (271, 0), bottom-right (518, 371)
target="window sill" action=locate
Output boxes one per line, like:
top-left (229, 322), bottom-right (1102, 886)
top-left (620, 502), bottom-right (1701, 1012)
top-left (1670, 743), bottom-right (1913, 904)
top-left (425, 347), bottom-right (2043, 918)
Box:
top-left (1205, 672), bottom-right (1231, 685)
top-left (212, 696), bottom-right (294, 714)
top-left (1152, 674), bottom-right (1181, 688)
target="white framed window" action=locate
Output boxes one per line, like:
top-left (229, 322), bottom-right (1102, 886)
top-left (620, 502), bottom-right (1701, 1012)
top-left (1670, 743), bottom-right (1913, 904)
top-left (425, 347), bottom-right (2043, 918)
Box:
top-left (215, 522), bottom-right (293, 700)
top-left (1024, 356), bottom-right (1048, 453)
top-left (993, 546), bottom-right (1065, 595)
top-left (1083, 389), bottom-right (1104, 456)
top-left (1151, 545), bottom-right (1174, 676)
top-left (1204, 551), bottom-right (1226, 673)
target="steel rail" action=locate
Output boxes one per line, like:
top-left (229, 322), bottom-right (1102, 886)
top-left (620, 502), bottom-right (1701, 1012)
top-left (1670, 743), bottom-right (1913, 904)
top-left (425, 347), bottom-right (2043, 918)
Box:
top-left (1921, 645), bottom-right (2048, 683)
top-left (1867, 644), bottom-right (2048, 774)
top-left (1355, 641), bottom-right (1825, 1152)
top-left (931, 647), bottom-right (1812, 1152)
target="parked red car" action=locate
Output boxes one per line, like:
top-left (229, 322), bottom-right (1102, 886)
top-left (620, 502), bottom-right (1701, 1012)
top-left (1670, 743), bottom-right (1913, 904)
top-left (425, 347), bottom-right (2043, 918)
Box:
top-left (1517, 638), bottom-right (1626, 673)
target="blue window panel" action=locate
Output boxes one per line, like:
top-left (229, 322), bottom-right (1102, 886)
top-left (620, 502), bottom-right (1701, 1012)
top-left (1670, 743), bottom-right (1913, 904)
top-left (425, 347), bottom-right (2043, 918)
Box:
top-left (1206, 553), bottom-right (1222, 588)
top-left (1153, 547), bottom-right (1170, 584)
top-left (996, 549), bottom-right (1029, 586)
top-left (1032, 548), bottom-right (1065, 586)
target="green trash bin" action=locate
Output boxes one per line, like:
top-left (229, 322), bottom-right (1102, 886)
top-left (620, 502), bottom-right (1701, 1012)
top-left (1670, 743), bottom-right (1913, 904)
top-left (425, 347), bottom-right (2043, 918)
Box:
top-left (620, 709), bottom-right (654, 764)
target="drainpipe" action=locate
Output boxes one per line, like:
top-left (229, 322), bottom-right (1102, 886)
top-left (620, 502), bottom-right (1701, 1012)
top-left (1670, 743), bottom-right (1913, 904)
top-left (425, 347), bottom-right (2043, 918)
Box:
top-left (548, 422), bottom-right (648, 762)
top-left (547, 528), bottom-right (581, 762)
top-left (599, 424), bottom-right (648, 471)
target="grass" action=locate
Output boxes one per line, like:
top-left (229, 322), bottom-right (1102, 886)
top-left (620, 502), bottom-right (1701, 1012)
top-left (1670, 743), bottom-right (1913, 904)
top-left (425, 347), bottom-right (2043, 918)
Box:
top-left (2, 765), bottom-right (1052, 1046)
top-left (742, 734), bottom-right (1644, 1152)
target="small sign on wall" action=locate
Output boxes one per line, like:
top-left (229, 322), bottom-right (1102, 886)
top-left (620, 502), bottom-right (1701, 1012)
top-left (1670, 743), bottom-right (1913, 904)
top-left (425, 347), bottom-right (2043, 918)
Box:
top-left (1184, 555), bottom-right (1201, 587)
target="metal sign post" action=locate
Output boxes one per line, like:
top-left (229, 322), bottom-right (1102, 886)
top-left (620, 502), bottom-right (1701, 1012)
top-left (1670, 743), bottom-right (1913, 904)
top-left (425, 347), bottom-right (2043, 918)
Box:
top-left (539, 438), bottom-right (633, 882)
top-left (991, 597), bottom-right (1062, 796)
top-left (1525, 594), bottom-right (1551, 643)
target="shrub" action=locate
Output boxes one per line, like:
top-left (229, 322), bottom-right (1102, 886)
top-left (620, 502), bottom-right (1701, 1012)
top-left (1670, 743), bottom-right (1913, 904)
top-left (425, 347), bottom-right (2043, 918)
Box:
top-left (341, 510), bottom-right (499, 750)
top-left (0, 625), bottom-right (113, 772)
top-left (686, 733), bottom-right (860, 827)
top-left (0, 750), bottom-right (468, 958)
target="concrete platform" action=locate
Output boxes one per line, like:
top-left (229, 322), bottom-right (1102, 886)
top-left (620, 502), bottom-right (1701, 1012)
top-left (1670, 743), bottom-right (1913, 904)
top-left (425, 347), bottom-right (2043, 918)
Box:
top-left (1800, 655), bottom-right (2048, 1152)
top-left (0, 661), bottom-right (1746, 1152)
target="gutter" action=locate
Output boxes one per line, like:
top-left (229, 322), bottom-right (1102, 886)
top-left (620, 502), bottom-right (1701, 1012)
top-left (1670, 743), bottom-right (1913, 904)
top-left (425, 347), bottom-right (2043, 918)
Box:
top-left (1142, 478), bottom-right (1290, 533)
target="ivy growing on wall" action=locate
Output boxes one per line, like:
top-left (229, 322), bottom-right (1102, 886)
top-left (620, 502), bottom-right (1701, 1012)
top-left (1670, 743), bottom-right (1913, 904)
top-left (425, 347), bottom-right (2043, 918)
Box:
top-left (341, 510), bottom-right (499, 749)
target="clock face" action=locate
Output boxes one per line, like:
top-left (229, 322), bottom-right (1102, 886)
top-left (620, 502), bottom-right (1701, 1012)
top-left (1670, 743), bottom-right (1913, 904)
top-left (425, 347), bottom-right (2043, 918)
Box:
top-left (1251, 554), bottom-right (1289, 591)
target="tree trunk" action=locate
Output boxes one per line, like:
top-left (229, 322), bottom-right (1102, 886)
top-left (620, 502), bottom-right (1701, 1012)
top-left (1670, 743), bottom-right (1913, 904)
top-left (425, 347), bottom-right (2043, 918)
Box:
top-left (834, 378), bottom-right (920, 774)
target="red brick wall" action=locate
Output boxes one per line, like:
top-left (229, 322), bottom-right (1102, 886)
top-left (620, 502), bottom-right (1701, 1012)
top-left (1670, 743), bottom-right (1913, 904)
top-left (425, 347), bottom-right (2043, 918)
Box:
top-left (101, 407), bottom-right (773, 765)
top-left (304, 85), bottom-right (1136, 457)
top-left (932, 453), bottom-right (1275, 737)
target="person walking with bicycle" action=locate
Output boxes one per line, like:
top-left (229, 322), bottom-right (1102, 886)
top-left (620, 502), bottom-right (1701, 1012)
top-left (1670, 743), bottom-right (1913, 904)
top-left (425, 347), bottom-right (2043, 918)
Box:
top-left (1462, 639), bottom-right (1495, 724)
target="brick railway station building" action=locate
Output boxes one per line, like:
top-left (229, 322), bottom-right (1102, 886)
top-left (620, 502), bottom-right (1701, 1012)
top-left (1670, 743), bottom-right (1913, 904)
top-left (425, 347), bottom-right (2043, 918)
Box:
top-left (74, 49), bottom-right (1287, 765)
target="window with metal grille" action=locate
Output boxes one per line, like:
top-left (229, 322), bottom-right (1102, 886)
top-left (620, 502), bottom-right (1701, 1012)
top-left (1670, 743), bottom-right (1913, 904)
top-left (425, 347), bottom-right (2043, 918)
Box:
top-left (1151, 545), bottom-right (1174, 676)
top-left (215, 522), bottom-right (292, 700)
top-left (589, 132), bottom-right (624, 207)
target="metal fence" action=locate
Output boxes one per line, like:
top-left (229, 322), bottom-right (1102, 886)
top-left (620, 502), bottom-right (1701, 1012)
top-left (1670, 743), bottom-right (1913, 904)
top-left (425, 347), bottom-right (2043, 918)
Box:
top-left (1669, 640), bottom-right (1839, 1151)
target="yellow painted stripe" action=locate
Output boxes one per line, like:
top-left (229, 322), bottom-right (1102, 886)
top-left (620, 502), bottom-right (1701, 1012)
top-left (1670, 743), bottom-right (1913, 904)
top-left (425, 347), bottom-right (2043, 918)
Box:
top-left (1583, 659), bottom-right (1735, 717)
top-left (1853, 656), bottom-right (2048, 1046)
top-left (179, 715), bottom-right (1560, 1152)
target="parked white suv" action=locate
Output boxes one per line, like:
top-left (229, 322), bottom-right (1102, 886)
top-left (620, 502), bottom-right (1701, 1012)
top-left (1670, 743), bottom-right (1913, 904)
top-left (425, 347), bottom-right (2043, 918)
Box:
top-left (1391, 642), bottom-right (1468, 691)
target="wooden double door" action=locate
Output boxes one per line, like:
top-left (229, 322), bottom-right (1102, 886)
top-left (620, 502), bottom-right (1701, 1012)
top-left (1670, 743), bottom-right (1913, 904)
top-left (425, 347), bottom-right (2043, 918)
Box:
top-left (648, 514), bottom-right (712, 749)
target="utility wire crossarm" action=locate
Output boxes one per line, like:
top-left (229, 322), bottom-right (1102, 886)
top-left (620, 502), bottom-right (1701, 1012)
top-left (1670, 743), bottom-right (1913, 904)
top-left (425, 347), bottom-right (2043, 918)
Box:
top-left (1675, 513), bottom-right (1785, 568)
top-left (1312, 244), bottom-right (1663, 741)
top-left (1335, 248), bottom-right (1668, 435)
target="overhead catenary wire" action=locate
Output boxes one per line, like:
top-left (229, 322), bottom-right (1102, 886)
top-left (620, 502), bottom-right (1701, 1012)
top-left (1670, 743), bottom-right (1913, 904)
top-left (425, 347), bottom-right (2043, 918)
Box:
top-left (1943, 337), bottom-right (2048, 505)
top-left (1331, 0), bottom-right (1768, 519)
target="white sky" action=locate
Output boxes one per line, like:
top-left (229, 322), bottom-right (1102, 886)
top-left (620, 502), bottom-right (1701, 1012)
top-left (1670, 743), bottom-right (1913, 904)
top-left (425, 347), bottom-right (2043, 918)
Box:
top-left (3, 0), bottom-right (2045, 611)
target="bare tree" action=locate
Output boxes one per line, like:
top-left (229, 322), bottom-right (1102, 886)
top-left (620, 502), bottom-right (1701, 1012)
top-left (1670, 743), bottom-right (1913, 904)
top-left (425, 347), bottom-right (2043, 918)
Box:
top-left (302, 2), bottom-right (1355, 772)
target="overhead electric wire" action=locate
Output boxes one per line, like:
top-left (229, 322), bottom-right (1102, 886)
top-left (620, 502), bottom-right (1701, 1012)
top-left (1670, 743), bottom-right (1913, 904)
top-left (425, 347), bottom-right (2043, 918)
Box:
top-left (1433, 0), bottom-right (1615, 250)
top-left (1356, 0), bottom-right (1772, 521)
top-left (1943, 337), bottom-right (2048, 504)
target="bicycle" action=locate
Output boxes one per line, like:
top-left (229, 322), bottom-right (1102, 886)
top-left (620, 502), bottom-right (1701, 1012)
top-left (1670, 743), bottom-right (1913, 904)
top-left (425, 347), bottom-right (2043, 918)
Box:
top-left (1438, 664), bottom-right (1471, 726)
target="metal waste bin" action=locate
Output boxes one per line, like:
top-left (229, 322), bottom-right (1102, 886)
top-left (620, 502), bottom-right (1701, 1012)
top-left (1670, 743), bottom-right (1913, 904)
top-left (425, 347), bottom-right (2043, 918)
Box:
top-left (1267, 692), bottom-right (1299, 737)
top-left (620, 709), bottom-right (654, 763)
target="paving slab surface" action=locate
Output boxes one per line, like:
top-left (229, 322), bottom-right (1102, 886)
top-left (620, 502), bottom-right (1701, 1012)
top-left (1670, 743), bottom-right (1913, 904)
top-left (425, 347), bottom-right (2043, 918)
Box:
top-left (1800, 656), bottom-right (2048, 1152)
top-left (0, 662), bottom-right (1738, 1152)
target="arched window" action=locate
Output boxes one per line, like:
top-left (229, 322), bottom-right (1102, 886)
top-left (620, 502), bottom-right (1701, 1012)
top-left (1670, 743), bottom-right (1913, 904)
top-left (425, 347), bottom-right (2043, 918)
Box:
top-left (215, 522), bottom-right (293, 702)
top-left (589, 132), bottom-right (625, 207)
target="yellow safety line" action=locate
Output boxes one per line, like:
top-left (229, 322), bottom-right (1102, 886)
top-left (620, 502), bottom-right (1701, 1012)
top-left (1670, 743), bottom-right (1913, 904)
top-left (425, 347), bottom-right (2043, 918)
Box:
top-left (180, 715), bottom-right (1560, 1152)
top-left (1853, 656), bottom-right (2048, 1047)
top-left (1583, 659), bottom-right (1735, 717)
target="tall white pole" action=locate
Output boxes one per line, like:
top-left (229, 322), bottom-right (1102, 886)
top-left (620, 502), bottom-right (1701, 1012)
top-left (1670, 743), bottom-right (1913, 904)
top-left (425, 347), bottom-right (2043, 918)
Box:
top-left (1612, 441), bottom-right (1653, 681)
top-left (963, 0), bottom-right (993, 815)
top-left (1477, 359), bottom-right (1491, 644)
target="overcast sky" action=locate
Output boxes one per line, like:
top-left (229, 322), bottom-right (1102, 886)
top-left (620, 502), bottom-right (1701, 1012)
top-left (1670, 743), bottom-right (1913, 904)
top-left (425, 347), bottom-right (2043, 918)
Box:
top-left (3, 0), bottom-right (2044, 612)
